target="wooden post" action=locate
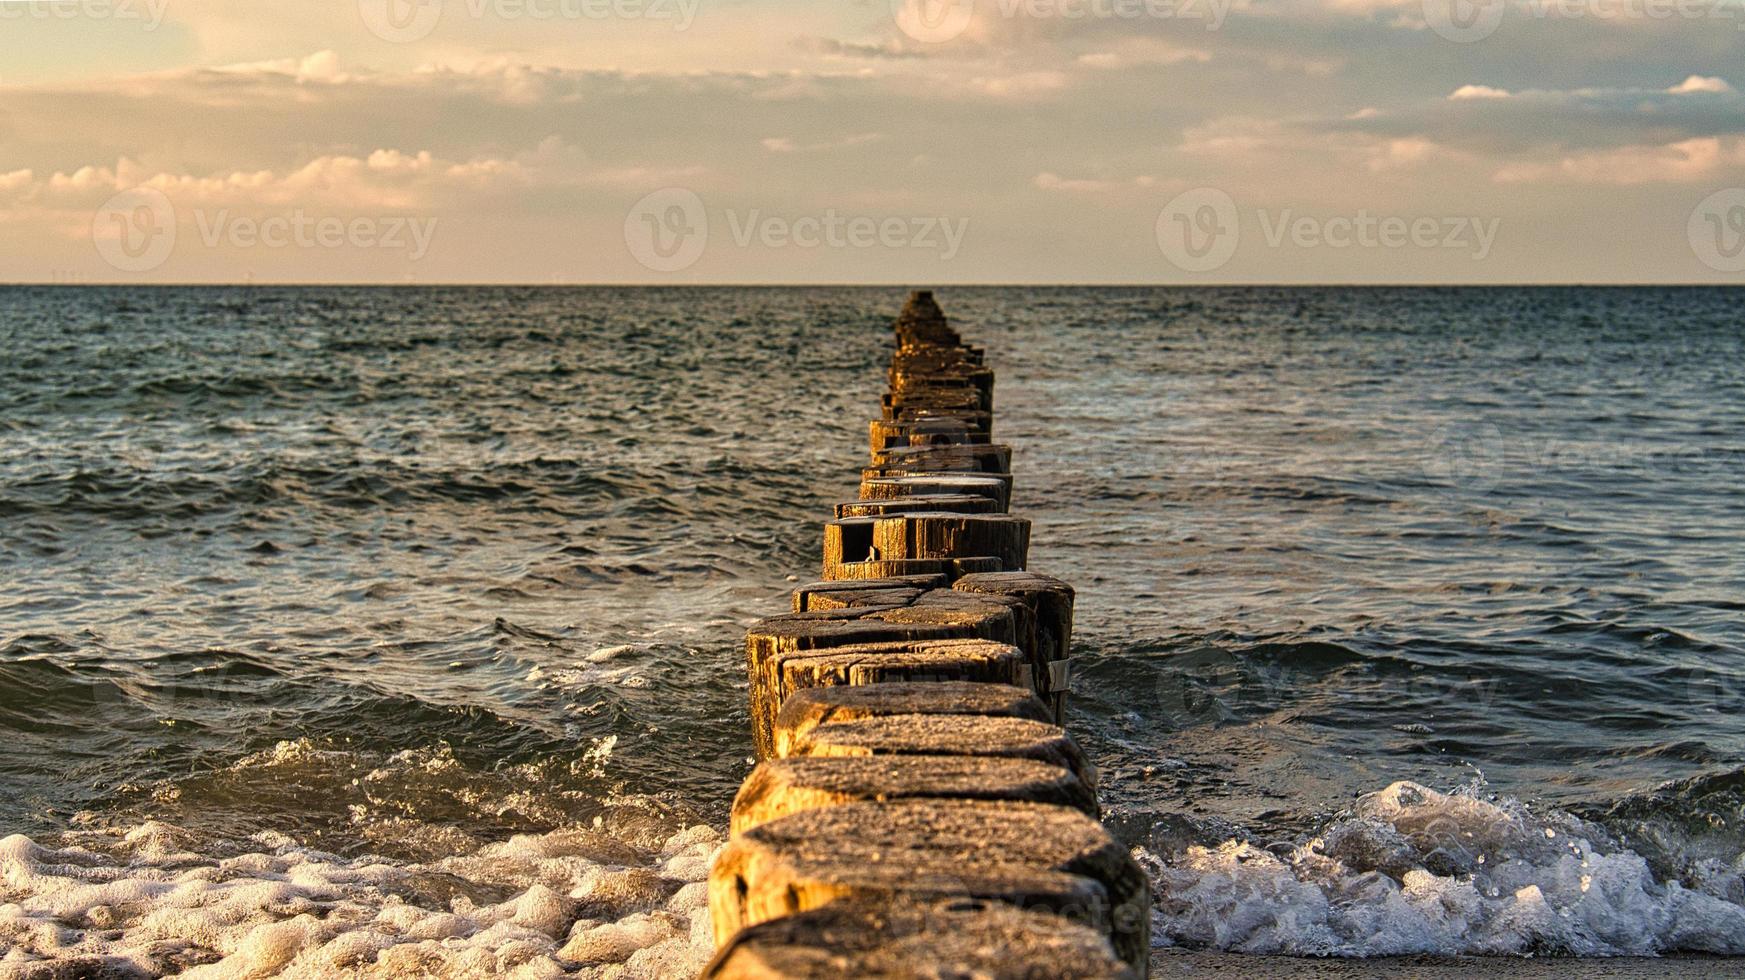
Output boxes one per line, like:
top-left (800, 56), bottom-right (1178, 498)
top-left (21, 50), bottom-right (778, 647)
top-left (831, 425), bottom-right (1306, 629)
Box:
top-left (868, 417), bottom-right (989, 456)
top-left (787, 713), bottom-right (1095, 788)
top-left (871, 443), bottom-right (1013, 474)
top-left (711, 292), bottom-right (1144, 977)
top-left (744, 610), bottom-right (1022, 755)
top-left (771, 681), bottom-right (1053, 758)
top-left (791, 577), bottom-right (940, 613)
top-left (822, 514), bottom-right (1030, 579)
top-left (708, 800), bottom-right (1152, 972)
top-left (860, 474), bottom-right (1011, 512)
top-left (730, 755), bottom-right (1097, 835)
top-left (861, 468), bottom-right (1014, 507)
top-left (835, 495), bottom-right (1000, 518)
top-left (701, 897), bottom-right (1136, 979)
top-left (955, 572), bottom-right (1078, 724)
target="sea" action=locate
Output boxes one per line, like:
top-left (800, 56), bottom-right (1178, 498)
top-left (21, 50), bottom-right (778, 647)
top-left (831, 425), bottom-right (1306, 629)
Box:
top-left (1, 286), bottom-right (1742, 976)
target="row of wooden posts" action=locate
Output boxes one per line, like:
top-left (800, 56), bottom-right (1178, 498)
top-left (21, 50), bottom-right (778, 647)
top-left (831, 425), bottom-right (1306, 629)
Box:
top-left (701, 292), bottom-right (1150, 977)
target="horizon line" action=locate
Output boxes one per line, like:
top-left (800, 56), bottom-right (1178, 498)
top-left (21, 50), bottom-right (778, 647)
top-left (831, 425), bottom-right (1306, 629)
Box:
top-left (4, 281), bottom-right (1743, 289)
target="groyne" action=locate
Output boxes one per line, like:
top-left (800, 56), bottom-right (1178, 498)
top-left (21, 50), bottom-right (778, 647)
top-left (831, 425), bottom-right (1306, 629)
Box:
top-left (702, 292), bottom-right (1148, 977)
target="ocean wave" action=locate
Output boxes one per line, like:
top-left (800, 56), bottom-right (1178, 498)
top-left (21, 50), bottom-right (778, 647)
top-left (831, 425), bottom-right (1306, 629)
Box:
top-left (1143, 778), bottom-right (1745, 956)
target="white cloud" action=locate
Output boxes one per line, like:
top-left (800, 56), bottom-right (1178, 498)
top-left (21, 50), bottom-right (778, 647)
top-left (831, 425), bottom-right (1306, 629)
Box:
top-left (209, 50), bottom-right (350, 83)
top-left (761, 133), bottom-right (885, 153)
top-left (1075, 39), bottom-right (1213, 71)
top-left (1449, 85), bottom-right (1511, 101)
top-left (0, 140), bottom-right (608, 219)
top-left (1369, 137), bottom-right (1437, 170)
top-left (1668, 75), bottom-right (1732, 95)
top-left (1033, 172), bottom-right (1163, 193)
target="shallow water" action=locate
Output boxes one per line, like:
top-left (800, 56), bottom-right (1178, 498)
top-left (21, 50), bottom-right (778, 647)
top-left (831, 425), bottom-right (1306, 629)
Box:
top-left (1, 286), bottom-right (1742, 971)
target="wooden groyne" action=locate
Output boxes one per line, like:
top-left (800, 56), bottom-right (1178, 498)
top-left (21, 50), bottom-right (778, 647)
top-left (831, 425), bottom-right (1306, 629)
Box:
top-left (703, 292), bottom-right (1148, 978)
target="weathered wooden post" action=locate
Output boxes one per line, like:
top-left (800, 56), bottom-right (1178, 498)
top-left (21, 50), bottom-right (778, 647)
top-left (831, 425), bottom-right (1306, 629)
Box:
top-left (702, 897), bottom-right (1137, 979)
top-left (821, 513), bottom-right (1031, 579)
top-left (707, 291), bottom-right (1147, 977)
top-left (730, 754), bottom-right (1098, 835)
top-left (708, 800), bottom-right (1151, 968)
top-left (788, 713), bottom-right (1095, 787)
top-left (859, 474), bottom-right (1011, 512)
top-left (955, 571), bottom-right (1078, 724)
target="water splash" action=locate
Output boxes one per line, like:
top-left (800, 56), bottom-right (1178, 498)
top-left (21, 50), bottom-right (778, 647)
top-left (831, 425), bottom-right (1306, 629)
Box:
top-left (1143, 779), bottom-right (1745, 956)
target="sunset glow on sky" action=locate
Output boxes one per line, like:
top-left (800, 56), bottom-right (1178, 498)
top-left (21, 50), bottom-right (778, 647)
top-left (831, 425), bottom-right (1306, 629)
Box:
top-left (2, 0), bottom-right (1742, 282)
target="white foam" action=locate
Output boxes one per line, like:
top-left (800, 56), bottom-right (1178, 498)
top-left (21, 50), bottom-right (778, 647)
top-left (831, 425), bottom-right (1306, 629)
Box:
top-left (1144, 780), bottom-right (1745, 956)
top-left (587, 645), bottom-right (636, 664)
top-left (0, 817), bottom-right (723, 978)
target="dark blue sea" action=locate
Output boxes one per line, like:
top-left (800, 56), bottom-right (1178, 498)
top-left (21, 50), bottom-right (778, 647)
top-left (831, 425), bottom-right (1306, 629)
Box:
top-left (1, 286), bottom-right (1742, 972)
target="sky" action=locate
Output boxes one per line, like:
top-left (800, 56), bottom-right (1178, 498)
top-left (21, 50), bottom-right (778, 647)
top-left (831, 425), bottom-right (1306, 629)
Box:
top-left (1, 0), bottom-right (1743, 283)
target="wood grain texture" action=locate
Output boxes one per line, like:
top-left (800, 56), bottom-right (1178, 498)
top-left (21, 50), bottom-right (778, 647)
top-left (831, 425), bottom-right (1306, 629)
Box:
top-left (771, 681), bottom-right (1052, 758)
top-left (701, 897), bottom-right (1136, 979)
top-left (708, 800), bottom-right (1152, 971)
top-left (730, 755), bottom-right (1096, 835)
top-left (744, 605), bottom-right (1020, 755)
top-left (788, 713), bottom-right (1095, 788)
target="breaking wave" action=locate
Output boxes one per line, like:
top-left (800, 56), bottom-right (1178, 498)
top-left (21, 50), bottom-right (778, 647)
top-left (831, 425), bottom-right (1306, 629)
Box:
top-left (1143, 776), bottom-right (1745, 957)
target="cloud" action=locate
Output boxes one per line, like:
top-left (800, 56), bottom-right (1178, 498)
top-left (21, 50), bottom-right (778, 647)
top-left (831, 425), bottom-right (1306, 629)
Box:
top-left (1337, 79), bottom-right (1745, 156)
top-left (1493, 136), bottom-right (1745, 184)
top-left (210, 50), bottom-right (350, 83)
top-left (791, 36), bottom-right (932, 61)
top-left (1076, 39), bottom-right (1213, 70)
top-left (1668, 75), bottom-right (1732, 94)
top-left (7, 4), bottom-right (1745, 281)
top-left (1449, 85), bottom-right (1511, 101)
top-left (967, 70), bottom-right (1073, 99)
top-left (1032, 172), bottom-right (1163, 192)
top-left (761, 133), bottom-right (886, 154)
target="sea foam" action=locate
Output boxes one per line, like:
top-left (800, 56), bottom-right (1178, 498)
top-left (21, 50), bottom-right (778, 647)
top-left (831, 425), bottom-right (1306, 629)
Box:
top-left (0, 819), bottom-right (721, 978)
top-left (1144, 780), bottom-right (1745, 957)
